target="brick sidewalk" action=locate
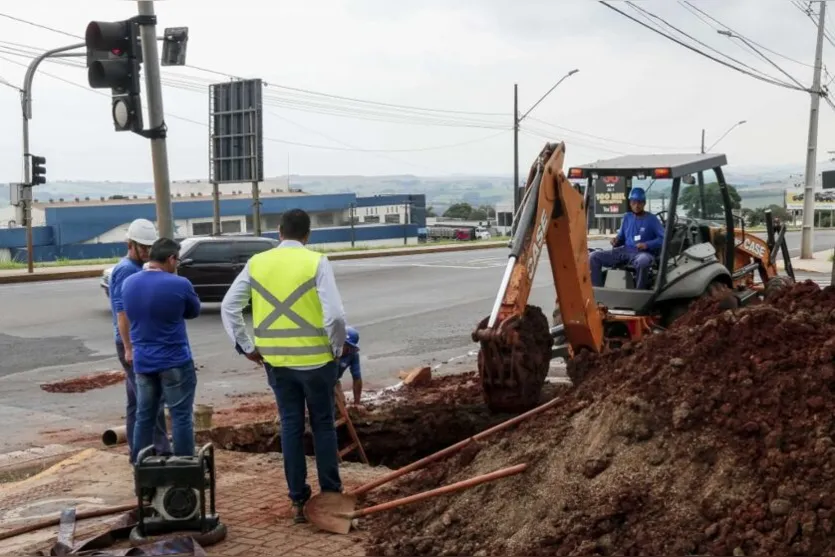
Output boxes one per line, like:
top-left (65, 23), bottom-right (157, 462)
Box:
top-left (210, 464), bottom-right (372, 557)
top-left (0, 448), bottom-right (379, 557)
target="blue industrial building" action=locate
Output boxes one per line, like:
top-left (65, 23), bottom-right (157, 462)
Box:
top-left (0, 192), bottom-right (426, 263)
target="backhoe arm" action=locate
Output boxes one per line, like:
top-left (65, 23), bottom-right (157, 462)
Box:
top-left (472, 142), bottom-right (604, 414)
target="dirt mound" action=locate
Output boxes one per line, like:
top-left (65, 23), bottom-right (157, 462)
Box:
top-left (40, 371), bottom-right (125, 393)
top-left (365, 281), bottom-right (835, 556)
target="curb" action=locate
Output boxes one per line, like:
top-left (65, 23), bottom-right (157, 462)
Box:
top-left (0, 269), bottom-right (105, 285)
top-left (0, 235), bottom-right (611, 285)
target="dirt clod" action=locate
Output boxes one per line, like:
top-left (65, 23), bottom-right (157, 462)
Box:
top-left (365, 281), bottom-right (835, 556)
top-left (40, 371), bottom-right (125, 393)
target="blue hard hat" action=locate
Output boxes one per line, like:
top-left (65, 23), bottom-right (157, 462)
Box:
top-left (346, 326), bottom-right (359, 347)
top-left (628, 187), bottom-right (647, 202)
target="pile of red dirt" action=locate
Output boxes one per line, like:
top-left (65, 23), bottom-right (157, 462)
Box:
top-left (365, 281), bottom-right (835, 556)
top-left (40, 371), bottom-right (125, 393)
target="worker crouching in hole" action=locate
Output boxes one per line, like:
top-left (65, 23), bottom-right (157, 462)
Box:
top-left (339, 326), bottom-right (363, 406)
top-left (589, 187), bottom-right (665, 290)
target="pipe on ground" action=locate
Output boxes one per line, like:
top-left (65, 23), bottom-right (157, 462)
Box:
top-left (101, 425), bottom-right (127, 447)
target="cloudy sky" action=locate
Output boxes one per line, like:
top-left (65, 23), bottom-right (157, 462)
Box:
top-left (0, 0), bottom-right (833, 182)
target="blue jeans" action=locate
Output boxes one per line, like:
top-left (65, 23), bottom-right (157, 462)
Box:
top-left (131, 360), bottom-right (197, 464)
top-left (116, 342), bottom-right (170, 460)
top-left (590, 247), bottom-right (656, 289)
top-left (266, 360), bottom-right (342, 504)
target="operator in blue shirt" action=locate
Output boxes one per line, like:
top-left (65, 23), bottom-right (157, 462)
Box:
top-left (109, 219), bottom-right (170, 462)
top-left (122, 237), bottom-right (202, 464)
top-left (589, 187), bottom-right (665, 290)
top-left (339, 327), bottom-right (363, 405)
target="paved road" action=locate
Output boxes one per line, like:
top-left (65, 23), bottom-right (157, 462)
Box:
top-left (0, 231), bottom-right (832, 452)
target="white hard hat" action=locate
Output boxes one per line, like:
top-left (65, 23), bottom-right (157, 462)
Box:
top-left (126, 218), bottom-right (158, 246)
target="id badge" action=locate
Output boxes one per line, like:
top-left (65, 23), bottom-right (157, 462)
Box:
top-left (633, 235), bottom-right (641, 242)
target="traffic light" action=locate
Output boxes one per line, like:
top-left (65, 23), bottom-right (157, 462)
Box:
top-left (85, 19), bottom-right (144, 133)
top-left (30, 155), bottom-right (46, 185)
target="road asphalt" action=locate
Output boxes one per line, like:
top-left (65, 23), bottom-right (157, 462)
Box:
top-left (0, 231), bottom-right (832, 453)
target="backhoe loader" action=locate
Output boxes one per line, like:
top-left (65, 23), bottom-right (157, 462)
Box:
top-left (472, 142), bottom-right (793, 414)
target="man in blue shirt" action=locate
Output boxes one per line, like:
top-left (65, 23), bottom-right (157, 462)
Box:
top-left (338, 326), bottom-right (363, 405)
top-left (109, 219), bottom-right (170, 461)
top-left (589, 187), bottom-right (666, 290)
top-left (122, 238), bottom-right (201, 464)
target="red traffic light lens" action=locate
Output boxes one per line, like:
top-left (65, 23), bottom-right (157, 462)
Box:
top-left (111, 48), bottom-right (123, 56)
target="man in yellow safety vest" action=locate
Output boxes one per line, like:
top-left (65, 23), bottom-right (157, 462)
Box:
top-left (220, 209), bottom-right (348, 523)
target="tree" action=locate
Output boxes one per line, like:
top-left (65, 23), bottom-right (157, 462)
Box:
top-left (678, 182), bottom-right (741, 218)
top-left (469, 208), bottom-right (488, 221)
top-left (745, 204), bottom-right (791, 227)
top-left (476, 205), bottom-right (496, 218)
top-left (443, 203), bottom-right (473, 219)
top-left (426, 206), bottom-right (437, 217)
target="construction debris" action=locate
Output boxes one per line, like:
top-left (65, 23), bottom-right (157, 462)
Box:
top-left (401, 366), bottom-right (432, 387)
top-left (40, 371), bottom-right (125, 394)
top-left (364, 281), bottom-right (835, 556)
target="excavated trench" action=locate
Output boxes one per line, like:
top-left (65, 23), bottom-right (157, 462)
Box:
top-left (199, 375), bottom-right (568, 468)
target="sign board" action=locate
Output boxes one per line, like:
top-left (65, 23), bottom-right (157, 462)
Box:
top-left (209, 79), bottom-right (264, 184)
top-left (593, 176), bottom-right (628, 217)
top-left (823, 170), bottom-right (835, 190)
top-left (785, 188), bottom-right (835, 211)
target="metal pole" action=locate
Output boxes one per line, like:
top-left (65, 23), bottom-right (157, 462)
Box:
top-left (137, 0), bottom-right (174, 239)
top-left (251, 182), bottom-right (261, 236)
top-left (700, 129), bottom-right (705, 154)
top-left (19, 41), bottom-right (85, 273)
top-left (349, 203), bottom-right (355, 248)
top-left (212, 182), bottom-right (220, 235)
top-left (801, 0), bottom-right (826, 259)
top-left (513, 84), bottom-right (519, 216)
top-left (24, 197), bottom-right (33, 273)
top-left (249, 111), bottom-right (261, 236)
top-left (403, 202), bottom-right (408, 246)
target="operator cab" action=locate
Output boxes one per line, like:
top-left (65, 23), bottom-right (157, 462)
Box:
top-left (567, 153), bottom-right (736, 316)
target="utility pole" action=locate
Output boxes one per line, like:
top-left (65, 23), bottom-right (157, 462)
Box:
top-left (512, 69), bottom-right (579, 215)
top-left (801, 0), bottom-right (827, 259)
top-left (137, 0), bottom-right (174, 239)
top-left (513, 84), bottom-right (519, 215)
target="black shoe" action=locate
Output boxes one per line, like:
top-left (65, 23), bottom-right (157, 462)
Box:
top-left (292, 500), bottom-right (307, 524)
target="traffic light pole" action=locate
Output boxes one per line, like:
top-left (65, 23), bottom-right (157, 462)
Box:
top-left (20, 42), bottom-right (86, 273)
top-left (137, 0), bottom-right (174, 240)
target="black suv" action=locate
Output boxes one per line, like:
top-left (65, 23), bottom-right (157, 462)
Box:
top-left (101, 235), bottom-right (279, 302)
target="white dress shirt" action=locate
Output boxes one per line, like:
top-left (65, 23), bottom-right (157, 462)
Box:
top-left (220, 239), bottom-right (347, 370)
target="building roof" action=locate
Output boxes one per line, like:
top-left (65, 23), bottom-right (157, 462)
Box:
top-left (33, 190), bottom-right (307, 209)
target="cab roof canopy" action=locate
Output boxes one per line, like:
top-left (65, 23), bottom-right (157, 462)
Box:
top-left (568, 153), bottom-right (728, 180)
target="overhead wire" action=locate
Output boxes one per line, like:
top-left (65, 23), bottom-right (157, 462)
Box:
top-left (599, 1), bottom-right (811, 92)
top-left (0, 43), bottom-right (510, 157)
top-left (0, 9), bottom-right (690, 159)
top-left (680, 0), bottom-right (815, 69)
top-left (625, 1), bottom-right (792, 83)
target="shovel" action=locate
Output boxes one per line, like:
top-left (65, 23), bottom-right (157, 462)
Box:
top-left (305, 463), bottom-right (527, 534)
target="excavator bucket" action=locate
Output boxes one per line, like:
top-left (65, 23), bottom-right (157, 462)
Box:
top-left (472, 142), bottom-right (604, 414)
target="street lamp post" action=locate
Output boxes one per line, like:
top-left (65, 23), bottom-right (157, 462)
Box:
top-left (698, 120), bottom-right (746, 218)
top-left (702, 120), bottom-right (747, 153)
top-left (513, 69), bottom-right (580, 213)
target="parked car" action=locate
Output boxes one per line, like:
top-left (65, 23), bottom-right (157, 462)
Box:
top-left (100, 235), bottom-right (279, 302)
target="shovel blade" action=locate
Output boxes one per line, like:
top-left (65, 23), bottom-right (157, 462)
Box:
top-left (304, 492), bottom-right (358, 535)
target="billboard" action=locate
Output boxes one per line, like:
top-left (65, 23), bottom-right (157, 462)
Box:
top-left (823, 170), bottom-right (835, 190)
top-left (209, 79), bottom-right (264, 184)
top-left (785, 189), bottom-right (835, 211)
top-left (593, 176), bottom-right (628, 218)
